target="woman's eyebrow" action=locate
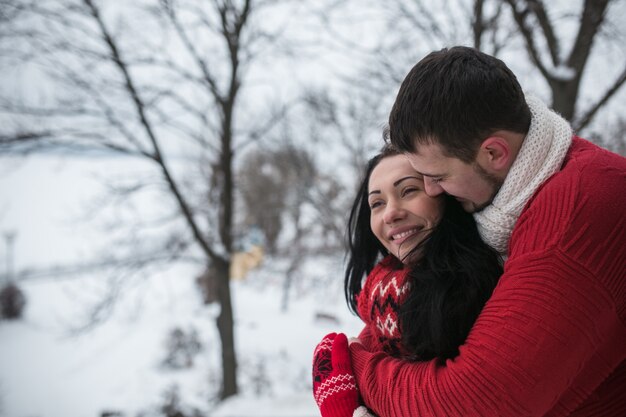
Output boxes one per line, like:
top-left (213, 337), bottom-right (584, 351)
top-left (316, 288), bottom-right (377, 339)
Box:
top-left (368, 175), bottom-right (423, 196)
top-left (393, 176), bottom-right (423, 187)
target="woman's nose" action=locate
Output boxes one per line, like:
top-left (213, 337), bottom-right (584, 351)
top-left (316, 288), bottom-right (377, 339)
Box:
top-left (383, 201), bottom-right (406, 224)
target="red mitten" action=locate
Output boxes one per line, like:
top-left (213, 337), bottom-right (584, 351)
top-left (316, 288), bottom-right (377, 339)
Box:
top-left (313, 332), bottom-right (336, 400)
top-left (312, 333), bottom-right (359, 417)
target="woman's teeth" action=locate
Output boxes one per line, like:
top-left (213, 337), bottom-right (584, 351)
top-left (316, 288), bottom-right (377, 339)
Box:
top-left (393, 228), bottom-right (418, 240)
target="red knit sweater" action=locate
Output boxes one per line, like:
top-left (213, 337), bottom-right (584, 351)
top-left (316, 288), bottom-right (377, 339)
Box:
top-left (356, 255), bottom-right (411, 359)
top-left (350, 137), bottom-right (626, 417)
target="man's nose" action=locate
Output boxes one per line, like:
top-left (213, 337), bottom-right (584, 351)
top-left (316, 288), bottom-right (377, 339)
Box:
top-left (424, 177), bottom-right (444, 197)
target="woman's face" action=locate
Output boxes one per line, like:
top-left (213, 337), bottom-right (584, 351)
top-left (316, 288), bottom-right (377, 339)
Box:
top-left (368, 154), bottom-right (444, 264)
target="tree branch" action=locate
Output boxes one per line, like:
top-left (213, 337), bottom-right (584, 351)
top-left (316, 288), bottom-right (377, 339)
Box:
top-left (503, 0), bottom-right (552, 81)
top-left (526, 0), bottom-right (560, 65)
top-left (566, 0), bottom-right (610, 73)
top-left (160, 0), bottom-right (225, 106)
top-left (83, 0), bottom-right (222, 263)
top-left (574, 64), bottom-right (626, 132)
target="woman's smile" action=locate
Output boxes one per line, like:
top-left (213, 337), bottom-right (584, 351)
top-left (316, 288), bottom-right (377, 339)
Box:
top-left (368, 155), bottom-right (444, 264)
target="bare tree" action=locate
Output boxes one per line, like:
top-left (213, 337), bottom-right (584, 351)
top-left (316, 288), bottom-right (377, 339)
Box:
top-left (375, 0), bottom-right (626, 132)
top-left (302, 0), bottom-right (521, 175)
top-left (236, 136), bottom-right (351, 310)
top-left (0, 0), bottom-right (300, 400)
top-left (503, 0), bottom-right (626, 132)
top-left (238, 143), bottom-right (317, 254)
top-left (311, 0), bottom-right (625, 156)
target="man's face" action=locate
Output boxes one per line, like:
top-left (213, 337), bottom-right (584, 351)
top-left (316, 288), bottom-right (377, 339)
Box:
top-left (405, 142), bottom-right (503, 213)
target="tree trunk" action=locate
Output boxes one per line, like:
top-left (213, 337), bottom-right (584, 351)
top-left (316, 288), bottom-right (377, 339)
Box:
top-left (550, 79), bottom-right (578, 122)
top-left (214, 257), bottom-right (237, 399)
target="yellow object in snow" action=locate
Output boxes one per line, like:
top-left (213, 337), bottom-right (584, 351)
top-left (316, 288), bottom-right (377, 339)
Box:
top-left (229, 245), bottom-right (264, 280)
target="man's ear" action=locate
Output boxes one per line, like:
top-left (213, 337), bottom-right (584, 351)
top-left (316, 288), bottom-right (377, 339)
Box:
top-left (477, 136), bottom-right (511, 172)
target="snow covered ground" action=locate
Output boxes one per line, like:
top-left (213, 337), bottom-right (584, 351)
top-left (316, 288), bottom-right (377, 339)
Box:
top-left (0, 155), bottom-right (363, 417)
top-left (0, 255), bottom-right (362, 417)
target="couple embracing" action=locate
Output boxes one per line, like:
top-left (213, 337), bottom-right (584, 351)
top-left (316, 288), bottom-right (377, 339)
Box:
top-left (312, 47), bottom-right (626, 417)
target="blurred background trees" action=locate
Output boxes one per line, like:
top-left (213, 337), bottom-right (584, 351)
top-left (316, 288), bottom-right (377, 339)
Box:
top-left (1, 0), bottom-right (303, 399)
top-left (1, 0), bottom-right (624, 405)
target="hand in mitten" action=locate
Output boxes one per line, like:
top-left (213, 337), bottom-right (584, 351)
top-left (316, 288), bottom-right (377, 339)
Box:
top-left (313, 332), bottom-right (336, 404)
top-left (312, 332), bottom-right (359, 417)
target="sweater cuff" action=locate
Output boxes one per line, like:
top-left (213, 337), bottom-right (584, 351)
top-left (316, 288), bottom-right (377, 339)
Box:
top-left (349, 341), bottom-right (372, 380)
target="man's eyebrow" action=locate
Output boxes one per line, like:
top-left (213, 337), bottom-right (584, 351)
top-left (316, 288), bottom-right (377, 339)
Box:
top-left (415, 171), bottom-right (442, 178)
top-left (404, 154), bottom-right (442, 178)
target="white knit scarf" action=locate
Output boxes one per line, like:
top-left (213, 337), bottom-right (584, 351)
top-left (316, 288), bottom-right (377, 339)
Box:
top-left (473, 95), bottom-right (572, 254)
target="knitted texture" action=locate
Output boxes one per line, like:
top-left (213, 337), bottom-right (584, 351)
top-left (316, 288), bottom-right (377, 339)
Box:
top-left (350, 138), bottom-right (626, 417)
top-left (356, 256), bottom-right (411, 358)
top-left (312, 333), bottom-right (360, 417)
top-left (474, 95), bottom-right (572, 254)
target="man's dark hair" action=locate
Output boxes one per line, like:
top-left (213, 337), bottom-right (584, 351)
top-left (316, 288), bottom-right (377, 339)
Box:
top-left (388, 46), bottom-right (532, 162)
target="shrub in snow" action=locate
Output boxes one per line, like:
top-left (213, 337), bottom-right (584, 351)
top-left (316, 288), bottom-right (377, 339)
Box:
top-left (0, 282), bottom-right (26, 320)
top-left (134, 385), bottom-right (204, 417)
top-left (239, 354), bottom-right (273, 397)
top-left (249, 357), bottom-right (272, 396)
top-left (100, 411), bottom-right (125, 417)
top-left (161, 326), bottom-right (203, 369)
top-left (159, 385), bottom-right (204, 417)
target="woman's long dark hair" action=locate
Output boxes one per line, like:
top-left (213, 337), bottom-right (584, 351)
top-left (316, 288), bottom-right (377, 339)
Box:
top-left (345, 145), bottom-right (503, 362)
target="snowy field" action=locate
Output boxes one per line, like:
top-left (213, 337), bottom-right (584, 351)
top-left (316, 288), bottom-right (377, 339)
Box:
top-left (0, 256), bottom-right (362, 417)
top-left (0, 156), bottom-right (362, 417)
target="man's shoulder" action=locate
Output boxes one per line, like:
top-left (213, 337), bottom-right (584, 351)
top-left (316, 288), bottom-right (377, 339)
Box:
top-left (510, 136), bottom-right (625, 256)
top-left (538, 136), bottom-right (625, 199)
top-left (509, 138), bottom-right (626, 312)
top-left (560, 136), bottom-right (626, 176)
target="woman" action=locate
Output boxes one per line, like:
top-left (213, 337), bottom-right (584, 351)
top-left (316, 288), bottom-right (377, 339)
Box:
top-left (312, 145), bottom-right (503, 417)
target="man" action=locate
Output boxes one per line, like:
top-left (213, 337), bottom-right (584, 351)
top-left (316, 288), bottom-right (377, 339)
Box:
top-left (347, 47), bottom-right (626, 416)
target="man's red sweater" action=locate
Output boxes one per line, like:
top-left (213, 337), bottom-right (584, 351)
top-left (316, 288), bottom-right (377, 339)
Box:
top-left (350, 137), bottom-right (626, 417)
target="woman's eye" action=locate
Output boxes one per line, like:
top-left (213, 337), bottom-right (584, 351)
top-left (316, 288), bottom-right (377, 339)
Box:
top-left (370, 201), bottom-right (383, 209)
top-left (402, 187), bottom-right (419, 196)
top-left (431, 177), bottom-right (443, 184)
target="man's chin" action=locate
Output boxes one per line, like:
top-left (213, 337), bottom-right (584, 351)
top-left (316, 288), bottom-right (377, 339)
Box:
top-left (456, 198), bottom-right (476, 213)
top-left (473, 200), bottom-right (494, 213)
top-left (458, 198), bottom-right (490, 213)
